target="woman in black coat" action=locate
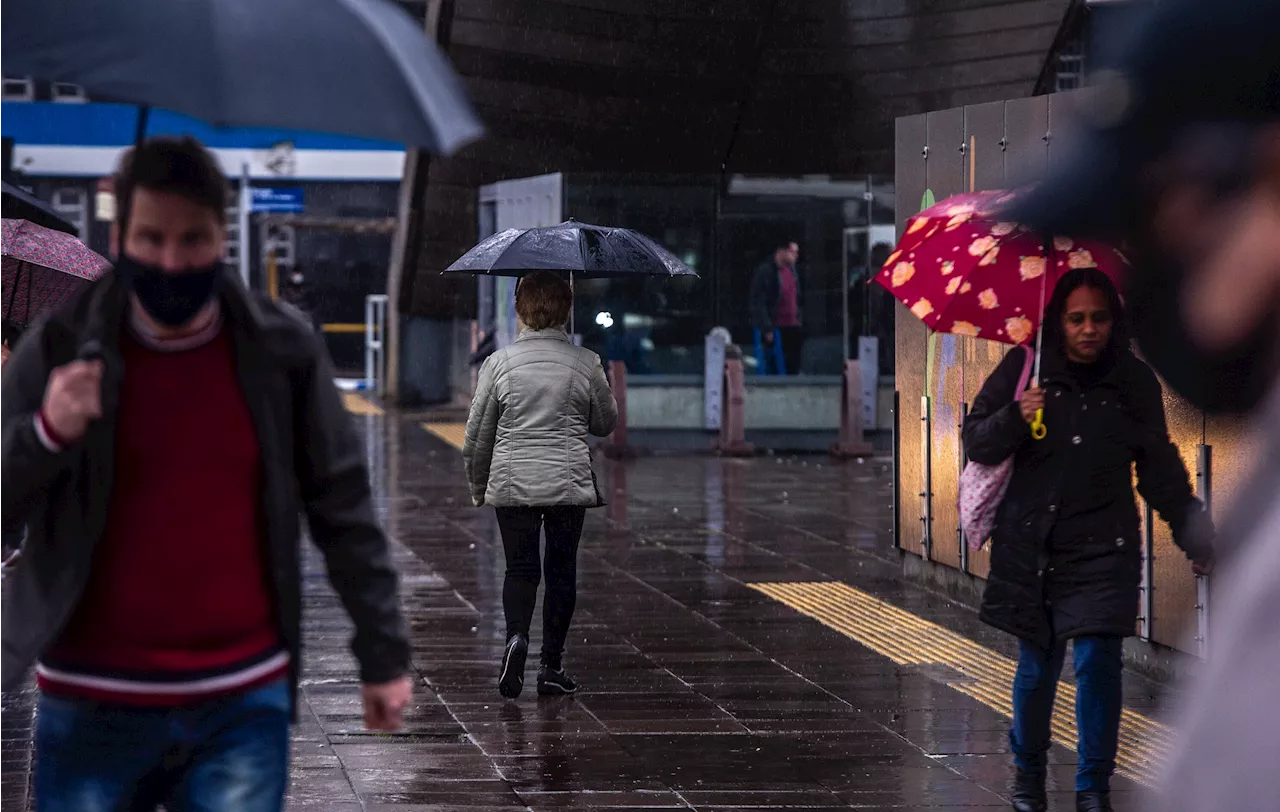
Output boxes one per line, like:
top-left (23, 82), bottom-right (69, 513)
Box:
top-left (963, 268), bottom-right (1214, 812)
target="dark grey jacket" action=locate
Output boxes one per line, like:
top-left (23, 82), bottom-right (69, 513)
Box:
top-left (0, 269), bottom-right (411, 706)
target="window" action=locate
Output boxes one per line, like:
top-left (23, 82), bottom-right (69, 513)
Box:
top-left (2, 77), bottom-right (33, 101)
top-left (51, 83), bottom-right (87, 103)
top-left (1054, 35), bottom-right (1086, 92)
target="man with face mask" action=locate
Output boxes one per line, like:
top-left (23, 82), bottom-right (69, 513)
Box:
top-left (0, 136), bottom-right (413, 811)
top-left (1008, 1), bottom-right (1280, 809)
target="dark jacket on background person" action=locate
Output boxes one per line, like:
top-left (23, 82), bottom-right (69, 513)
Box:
top-left (278, 278), bottom-right (317, 330)
top-left (0, 268), bottom-right (411, 707)
top-left (963, 345), bottom-right (1212, 650)
top-left (749, 259), bottom-right (801, 330)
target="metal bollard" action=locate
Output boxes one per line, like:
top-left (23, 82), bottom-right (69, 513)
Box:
top-left (602, 360), bottom-right (633, 459)
top-left (714, 357), bottom-right (755, 456)
top-left (830, 360), bottom-right (874, 459)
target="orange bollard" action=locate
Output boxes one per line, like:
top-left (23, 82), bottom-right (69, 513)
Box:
top-left (602, 360), bottom-right (633, 459)
top-left (714, 357), bottom-right (755, 456)
top-left (831, 360), bottom-right (874, 459)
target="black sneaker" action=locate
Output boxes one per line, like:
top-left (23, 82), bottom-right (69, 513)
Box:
top-left (498, 634), bottom-right (528, 699)
top-left (536, 665), bottom-right (578, 696)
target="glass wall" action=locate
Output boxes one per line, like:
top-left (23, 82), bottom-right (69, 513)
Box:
top-left (563, 173), bottom-right (897, 377)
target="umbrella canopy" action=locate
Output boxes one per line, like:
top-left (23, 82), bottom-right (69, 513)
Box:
top-left (3, 219), bottom-right (111, 332)
top-left (2, 182), bottom-right (77, 235)
top-left (1, 0), bottom-right (483, 154)
top-left (444, 221), bottom-right (698, 279)
top-left (874, 189), bottom-right (1128, 346)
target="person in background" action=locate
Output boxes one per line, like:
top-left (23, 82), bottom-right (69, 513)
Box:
top-left (1, 320), bottom-right (19, 564)
top-left (963, 269), bottom-right (1213, 812)
top-left (0, 136), bottom-right (412, 811)
top-left (749, 239), bottom-right (802, 374)
top-left (462, 271), bottom-right (618, 700)
top-left (278, 263), bottom-right (317, 329)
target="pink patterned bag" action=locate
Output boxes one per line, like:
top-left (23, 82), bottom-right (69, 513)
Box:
top-left (959, 347), bottom-right (1034, 550)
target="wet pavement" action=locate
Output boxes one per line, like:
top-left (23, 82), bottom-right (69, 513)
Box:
top-left (1, 410), bottom-right (1173, 811)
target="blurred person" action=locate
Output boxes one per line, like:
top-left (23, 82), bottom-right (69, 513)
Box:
top-left (278, 263), bottom-right (318, 329)
top-left (1005, 1), bottom-right (1280, 809)
top-left (462, 271), bottom-right (618, 699)
top-left (1, 321), bottom-right (19, 564)
top-left (749, 239), bottom-right (802, 374)
top-left (0, 136), bottom-right (412, 812)
top-left (964, 269), bottom-right (1213, 812)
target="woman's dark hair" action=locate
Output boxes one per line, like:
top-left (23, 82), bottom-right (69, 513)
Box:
top-left (1041, 266), bottom-right (1127, 360)
top-left (515, 271), bottom-right (572, 330)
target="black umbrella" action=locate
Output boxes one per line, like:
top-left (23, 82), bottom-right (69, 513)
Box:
top-left (1, 182), bottom-right (77, 235)
top-left (443, 221), bottom-right (698, 278)
top-left (2, 0), bottom-right (483, 154)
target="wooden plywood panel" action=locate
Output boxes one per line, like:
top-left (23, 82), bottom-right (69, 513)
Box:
top-left (895, 114), bottom-right (929, 556)
top-left (1004, 95), bottom-right (1049, 187)
top-left (923, 107), bottom-right (966, 565)
top-left (1150, 386), bottom-right (1205, 652)
top-left (1047, 89), bottom-right (1095, 173)
top-left (964, 101), bottom-right (1006, 193)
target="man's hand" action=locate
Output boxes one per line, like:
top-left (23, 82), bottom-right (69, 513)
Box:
top-left (362, 675), bottom-right (413, 731)
top-left (764, 330), bottom-right (775, 345)
top-left (42, 359), bottom-right (104, 443)
top-left (1192, 558), bottom-right (1215, 577)
top-left (1019, 387), bottom-right (1046, 425)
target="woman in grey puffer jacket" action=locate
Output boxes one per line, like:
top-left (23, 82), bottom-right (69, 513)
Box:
top-left (463, 271), bottom-right (618, 700)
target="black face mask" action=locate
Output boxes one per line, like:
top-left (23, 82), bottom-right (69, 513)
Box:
top-left (116, 253), bottom-right (221, 329)
top-left (1128, 250), bottom-right (1279, 415)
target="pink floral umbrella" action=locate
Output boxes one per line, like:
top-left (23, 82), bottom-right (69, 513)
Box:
top-left (2, 218), bottom-right (110, 332)
top-left (873, 189), bottom-right (1129, 349)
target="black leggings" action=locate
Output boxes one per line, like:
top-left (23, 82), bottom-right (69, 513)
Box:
top-left (495, 506), bottom-right (586, 665)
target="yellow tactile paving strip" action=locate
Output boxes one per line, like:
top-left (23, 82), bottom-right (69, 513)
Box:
top-left (342, 392), bottom-right (384, 416)
top-left (422, 422), bottom-right (466, 450)
top-left (749, 581), bottom-right (1170, 787)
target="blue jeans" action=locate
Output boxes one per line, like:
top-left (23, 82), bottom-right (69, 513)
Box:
top-left (1011, 636), bottom-right (1123, 792)
top-left (35, 679), bottom-right (290, 812)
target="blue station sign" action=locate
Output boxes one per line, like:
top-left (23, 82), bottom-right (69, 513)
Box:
top-left (251, 186), bottom-right (305, 213)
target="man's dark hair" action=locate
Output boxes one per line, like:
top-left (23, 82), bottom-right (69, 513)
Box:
top-left (115, 136), bottom-right (227, 221)
top-left (776, 239), bottom-right (798, 251)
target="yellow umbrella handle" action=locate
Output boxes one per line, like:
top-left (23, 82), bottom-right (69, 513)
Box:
top-left (1031, 408), bottom-right (1047, 440)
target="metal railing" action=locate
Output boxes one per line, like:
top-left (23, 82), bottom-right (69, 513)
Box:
top-left (364, 294), bottom-right (388, 393)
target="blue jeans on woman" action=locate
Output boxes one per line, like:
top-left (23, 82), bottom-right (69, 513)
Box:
top-left (1011, 635), bottom-right (1124, 792)
top-left (34, 678), bottom-right (290, 812)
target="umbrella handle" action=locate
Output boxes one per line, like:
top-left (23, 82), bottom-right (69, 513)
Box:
top-left (1031, 408), bottom-right (1047, 440)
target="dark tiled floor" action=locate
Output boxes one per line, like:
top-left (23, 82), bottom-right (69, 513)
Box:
top-left (0, 414), bottom-right (1167, 811)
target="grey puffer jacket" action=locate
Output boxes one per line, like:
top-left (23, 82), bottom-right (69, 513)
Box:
top-left (463, 328), bottom-right (617, 508)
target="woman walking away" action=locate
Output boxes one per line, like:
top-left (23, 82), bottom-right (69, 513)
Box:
top-left (963, 268), bottom-right (1214, 812)
top-left (463, 271), bottom-right (618, 700)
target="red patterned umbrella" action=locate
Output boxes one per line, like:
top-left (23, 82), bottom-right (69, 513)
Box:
top-left (873, 189), bottom-right (1128, 347)
top-left (3, 218), bottom-right (110, 333)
